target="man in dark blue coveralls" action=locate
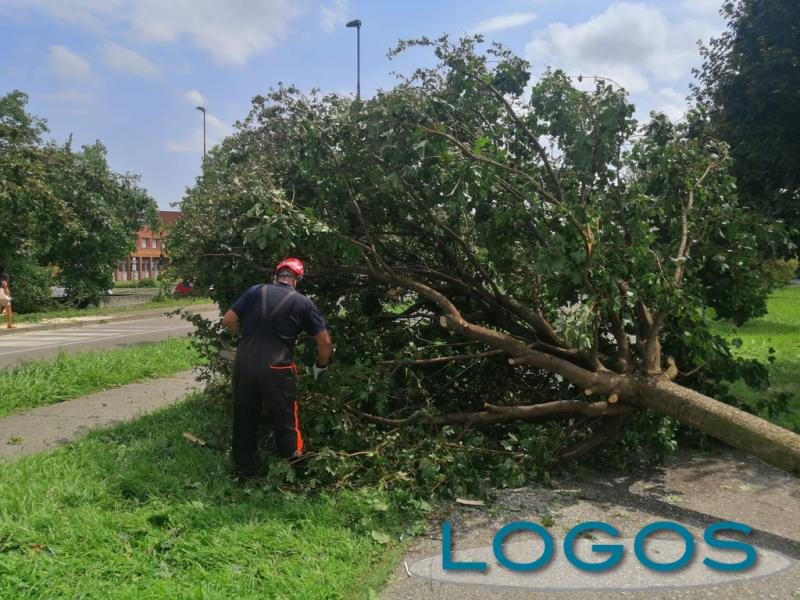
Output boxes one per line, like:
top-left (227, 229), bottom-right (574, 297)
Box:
top-left (222, 258), bottom-right (333, 478)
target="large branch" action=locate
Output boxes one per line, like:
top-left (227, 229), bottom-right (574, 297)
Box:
top-left (344, 399), bottom-right (629, 428)
top-left (379, 349), bottom-right (504, 366)
top-left (362, 266), bottom-right (632, 398)
top-left (608, 311), bottom-right (631, 372)
top-left (643, 308), bottom-right (668, 374)
top-left (496, 295), bottom-right (567, 348)
top-left (673, 161), bottom-right (717, 286)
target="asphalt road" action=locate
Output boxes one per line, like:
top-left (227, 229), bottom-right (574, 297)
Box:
top-left (0, 310), bottom-right (219, 370)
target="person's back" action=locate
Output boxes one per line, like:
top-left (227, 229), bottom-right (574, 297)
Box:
top-left (222, 258), bottom-right (332, 479)
top-left (233, 281), bottom-right (325, 371)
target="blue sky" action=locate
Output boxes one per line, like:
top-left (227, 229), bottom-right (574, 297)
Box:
top-left (0, 0), bottom-right (725, 209)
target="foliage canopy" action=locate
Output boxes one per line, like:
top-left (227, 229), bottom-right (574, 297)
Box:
top-left (694, 0), bottom-right (800, 245)
top-left (0, 91), bottom-right (158, 306)
top-left (171, 37), bottom-right (799, 495)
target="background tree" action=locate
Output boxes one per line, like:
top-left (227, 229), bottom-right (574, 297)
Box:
top-left (42, 141), bottom-right (158, 304)
top-left (171, 38), bottom-right (800, 492)
top-left (0, 91), bottom-right (158, 307)
top-left (694, 0), bottom-right (800, 248)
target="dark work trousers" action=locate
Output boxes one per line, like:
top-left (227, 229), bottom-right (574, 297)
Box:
top-left (232, 362), bottom-right (304, 476)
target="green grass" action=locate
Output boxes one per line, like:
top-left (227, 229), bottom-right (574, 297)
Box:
top-left (712, 286), bottom-right (800, 430)
top-left (0, 392), bottom-right (408, 599)
top-left (0, 338), bottom-right (203, 418)
top-left (15, 296), bottom-right (214, 324)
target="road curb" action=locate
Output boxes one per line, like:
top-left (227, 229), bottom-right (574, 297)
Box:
top-left (2, 303), bottom-right (218, 335)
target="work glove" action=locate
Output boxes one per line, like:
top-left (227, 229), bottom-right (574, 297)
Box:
top-left (312, 363), bottom-right (329, 381)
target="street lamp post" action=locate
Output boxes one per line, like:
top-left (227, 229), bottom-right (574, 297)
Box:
top-left (195, 105), bottom-right (206, 158)
top-left (346, 19), bottom-right (362, 101)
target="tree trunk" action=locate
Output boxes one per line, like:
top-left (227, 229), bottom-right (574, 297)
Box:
top-left (631, 376), bottom-right (800, 477)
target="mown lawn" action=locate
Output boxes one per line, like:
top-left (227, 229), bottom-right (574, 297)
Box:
top-left (712, 285), bottom-right (800, 431)
top-left (0, 338), bottom-right (202, 418)
top-left (14, 296), bottom-right (214, 324)
top-left (0, 392), bottom-right (407, 599)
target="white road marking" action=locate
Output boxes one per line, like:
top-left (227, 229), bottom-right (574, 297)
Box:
top-left (0, 334), bottom-right (111, 342)
top-left (0, 323), bottom-right (194, 356)
top-left (1, 328), bottom-right (149, 340)
top-left (0, 329), bottom-right (159, 347)
top-left (17, 332), bottom-right (103, 337)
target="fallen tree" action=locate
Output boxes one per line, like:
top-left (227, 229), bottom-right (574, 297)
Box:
top-left (171, 36), bottom-right (799, 488)
top-left (357, 267), bottom-right (800, 475)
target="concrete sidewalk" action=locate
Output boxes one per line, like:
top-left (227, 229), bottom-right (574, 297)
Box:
top-left (0, 370), bottom-right (202, 462)
top-left (1, 303), bottom-right (218, 336)
top-left (382, 449), bottom-right (800, 599)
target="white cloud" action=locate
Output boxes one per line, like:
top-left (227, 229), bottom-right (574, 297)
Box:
top-left (183, 89), bottom-right (207, 107)
top-left (320, 0), bottom-right (348, 33)
top-left (525, 2), bottom-right (718, 94)
top-left (651, 87), bottom-right (689, 121)
top-left (129, 0), bottom-right (309, 65)
top-left (48, 45), bottom-right (92, 79)
top-left (471, 12), bottom-right (537, 34)
top-left (6, 0), bottom-right (309, 66)
top-left (164, 131), bottom-right (204, 155)
top-left (101, 41), bottom-right (158, 76)
top-left (679, 0), bottom-right (723, 18)
top-left (2, 0), bottom-right (126, 29)
top-left (164, 112), bottom-right (232, 155)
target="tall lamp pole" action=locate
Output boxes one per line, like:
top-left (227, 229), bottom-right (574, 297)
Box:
top-left (195, 105), bottom-right (206, 158)
top-left (346, 19), bottom-right (362, 101)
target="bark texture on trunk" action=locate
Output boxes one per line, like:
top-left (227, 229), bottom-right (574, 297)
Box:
top-left (632, 377), bottom-right (800, 477)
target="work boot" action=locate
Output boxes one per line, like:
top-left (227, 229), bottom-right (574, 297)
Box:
top-left (234, 471), bottom-right (258, 486)
top-left (288, 451), bottom-right (309, 477)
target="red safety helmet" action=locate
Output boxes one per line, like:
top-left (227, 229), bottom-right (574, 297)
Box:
top-left (274, 257), bottom-right (305, 280)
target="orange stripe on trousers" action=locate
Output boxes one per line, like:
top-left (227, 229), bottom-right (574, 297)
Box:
top-left (293, 401), bottom-right (304, 455)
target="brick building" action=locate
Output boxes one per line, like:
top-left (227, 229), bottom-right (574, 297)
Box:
top-left (113, 210), bottom-right (181, 282)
